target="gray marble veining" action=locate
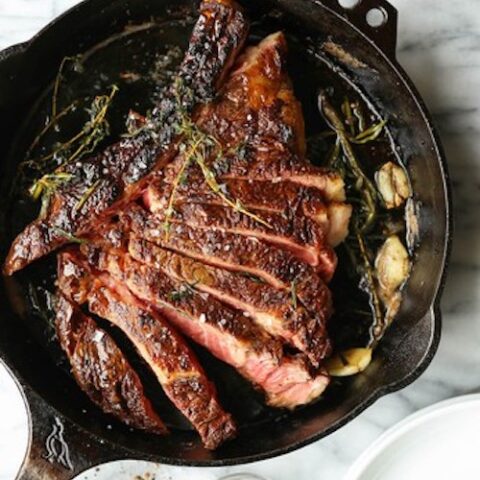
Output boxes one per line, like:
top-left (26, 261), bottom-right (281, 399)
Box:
top-left (0, 0), bottom-right (479, 478)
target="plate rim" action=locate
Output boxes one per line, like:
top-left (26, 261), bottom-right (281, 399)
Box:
top-left (345, 393), bottom-right (480, 480)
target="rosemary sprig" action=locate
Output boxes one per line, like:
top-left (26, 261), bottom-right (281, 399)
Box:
top-left (318, 92), bottom-right (391, 347)
top-left (319, 92), bottom-right (379, 233)
top-left (351, 120), bottom-right (387, 144)
top-left (342, 98), bottom-right (356, 136)
top-left (352, 101), bottom-right (366, 133)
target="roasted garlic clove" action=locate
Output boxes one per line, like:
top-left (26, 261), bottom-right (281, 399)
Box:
top-left (325, 348), bottom-right (372, 377)
top-left (375, 162), bottom-right (410, 209)
top-left (375, 235), bottom-right (410, 300)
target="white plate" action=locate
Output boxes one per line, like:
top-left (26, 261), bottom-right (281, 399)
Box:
top-left (345, 394), bottom-right (480, 480)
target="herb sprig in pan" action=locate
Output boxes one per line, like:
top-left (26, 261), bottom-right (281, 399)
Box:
top-left (162, 80), bottom-right (272, 238)
top-left (15, 55), bottom-right (118, 214)
top-left (318, 92), bottom-right (387, 347)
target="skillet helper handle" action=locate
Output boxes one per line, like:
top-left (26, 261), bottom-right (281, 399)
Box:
top-left (323, 0), bottom-right (398, 59)
top-left (17, 384), bottom-right (125, 480)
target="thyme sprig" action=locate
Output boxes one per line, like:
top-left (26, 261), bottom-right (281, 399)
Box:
top-left (52, 55), bottom-right (84, 118)
top-left (33, 85), bottom-right (118, 169)
top-left (29, 172), bottom-right (73, 201)
top-left (25, 85), bottom-right (118, 214)
top-left (21, 56), bottom-right (85, 177)
top-left (195, 151), bottom-right (272, 229)
top-left (162, 81), bottom-right (271, 237)
top-left (28, 172), bottom-right (73, 216)
top-left (67, 85), bottom-right (118, 165)
top-left (163, 138), bottom-right (202, 236)
top-left (24, 102), bottom-right (78, 161)
top-left (75, 179), bottom-right (102, 213)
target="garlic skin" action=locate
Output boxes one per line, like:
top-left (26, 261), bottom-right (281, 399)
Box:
top-left (375, 162), bottom-right (410, 209)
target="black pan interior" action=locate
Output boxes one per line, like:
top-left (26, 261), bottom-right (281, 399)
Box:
top-left (0, 0), bottom-right (449, 464)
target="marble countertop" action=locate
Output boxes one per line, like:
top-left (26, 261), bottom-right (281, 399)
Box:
top-left (0, 0), bottom-right (478, 479)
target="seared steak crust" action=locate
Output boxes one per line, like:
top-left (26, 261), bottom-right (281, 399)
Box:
top-left (82, 244), bottom-right (330, 408)
top-left (128, 237), bottom-right (332, 364)
top-left (4, 1), bottom-right (349, 446)
top-left (145, 177), bottom-right (350, 246)
top-left (4, 0), bottom-right (249, 275)
top-left (146, 200), bottom-right (331, 267)
top-left (89, 285), bottom-right (237, 449)
top-left (55, 294), bottom-right (167, 434)
top-left (58, 250), bottom-right (236, 449)
top-left (123, 204), bottom-right (336, 300)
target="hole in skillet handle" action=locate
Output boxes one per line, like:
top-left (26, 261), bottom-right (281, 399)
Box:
top-left (332, 0), bottom-right (398, 60)
top-left (366, 7), bottom-right (389, 28)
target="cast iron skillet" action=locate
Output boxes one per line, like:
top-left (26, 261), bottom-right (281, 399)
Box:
top-left (0, 0), bottom-right (451, 478)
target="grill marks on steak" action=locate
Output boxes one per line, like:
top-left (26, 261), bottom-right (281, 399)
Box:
top-left (57, 249), bottom-right (236, 449)
top-left (4, 0), bottom-right (249, 275)
top-left (55, 294), bottom-right (167, 434)
top-left (82, 244), bottom-right (330, 408)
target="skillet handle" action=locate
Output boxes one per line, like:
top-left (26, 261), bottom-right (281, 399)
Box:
top-left (16, 383), bottom-right (126, 480)
top-left (322, 0), bottom-right (398, 60)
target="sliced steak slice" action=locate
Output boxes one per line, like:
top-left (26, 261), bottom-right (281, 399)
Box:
top-left (55, 294), bottom-right (167, 434)
top-left (145, 178), bottom-right (351, 247)
top-left (148, 201), bottom-right (332, 268)
top-left (4, 0), bottom-right (249, 275)
top-left (89, 283), bottom-right (236, 449)
top-left (84, 245), bottom-right (330, 408)
top-left (159, 30), bottom-right (348, 198)
top-left (128, 237), bottom-right (332, 364)
top-left (123, 204), bottom-right (335, 309)
top-left (144, 29), bottom-right (350, 255)
top-left (58, 250), bottom-right (236, 449)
